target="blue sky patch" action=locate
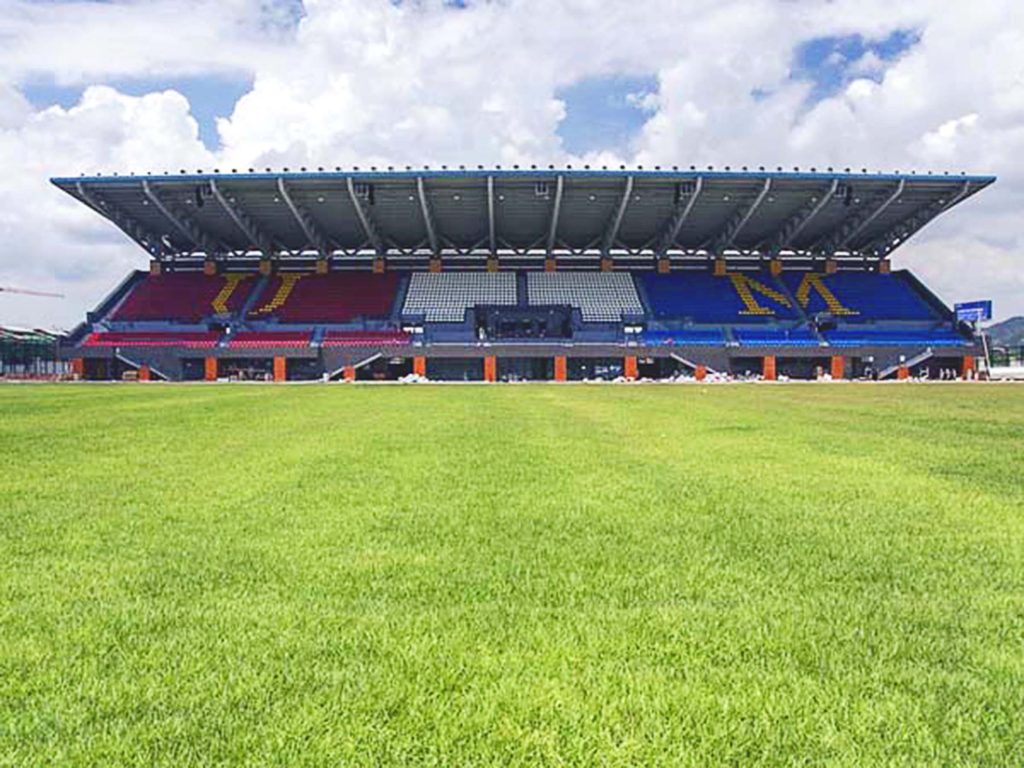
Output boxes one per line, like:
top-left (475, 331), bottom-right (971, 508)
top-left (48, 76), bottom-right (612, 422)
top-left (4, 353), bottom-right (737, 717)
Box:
top-left (23, 75), bottom-right (253, 150)
top-left (556, 74), bottom-right (658, 155)
top-left (793, 28), bottom-right (920, 103)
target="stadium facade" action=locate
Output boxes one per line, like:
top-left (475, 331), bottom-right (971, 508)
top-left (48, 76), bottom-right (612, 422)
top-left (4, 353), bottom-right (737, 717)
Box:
top-left (51, 167), bottom-right (993, 382)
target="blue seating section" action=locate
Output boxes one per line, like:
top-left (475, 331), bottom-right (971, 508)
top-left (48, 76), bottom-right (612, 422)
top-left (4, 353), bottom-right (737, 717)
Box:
top-left (638, 272), bottom-right (798, 323)
top-left (641, 329), bottom-right (725, 346)
top-left (734, 328), bottom-right (820, 347)
top-left (824, 329), bottom-right (967, 347)
top-left (780, 271), bottom-right (938, 321)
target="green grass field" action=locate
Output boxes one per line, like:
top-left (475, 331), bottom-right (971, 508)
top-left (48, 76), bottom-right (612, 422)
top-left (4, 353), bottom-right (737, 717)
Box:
top-left (2, 383), bottom-right (1023, 766)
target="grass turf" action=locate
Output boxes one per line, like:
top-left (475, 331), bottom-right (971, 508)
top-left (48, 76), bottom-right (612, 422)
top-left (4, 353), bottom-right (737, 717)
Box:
top-left (1, 383), bottom-right (1023, 766)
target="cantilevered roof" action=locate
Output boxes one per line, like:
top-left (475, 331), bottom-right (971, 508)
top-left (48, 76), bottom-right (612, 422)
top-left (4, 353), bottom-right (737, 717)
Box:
top-left (51, 169), bottom-right (994, 262)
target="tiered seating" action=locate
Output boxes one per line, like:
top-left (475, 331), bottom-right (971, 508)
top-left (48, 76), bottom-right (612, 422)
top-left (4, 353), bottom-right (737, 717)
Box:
top-left (734, 328), bottom-right (820, 347)
top-left (249, 273), bottom-right (400, 322)
top-left (229, 331), bottom-right (311, 348)
top-left (113, 273), bottom-right (252, 322)
top-left (780, 272), bottom-right (939, 320)
top-left (638, 272), bottom-right (798, 323)
top-left (527, 272), bottom-right (643, 322)
top-left (403, 272), bottom-right (516, 322)
top-left (824, 329), bottom-right (967, 347)
top-left (641, 329), bottom-right (724, 346)
top-left (82, 331), bottom-right (220, 348)
top-left (322, 330), bottom-right (412, 347)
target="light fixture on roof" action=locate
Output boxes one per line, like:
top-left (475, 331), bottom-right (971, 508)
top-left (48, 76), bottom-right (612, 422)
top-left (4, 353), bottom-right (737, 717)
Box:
top-left (723, 194), bottom-right (730, 201)
top-left (453, 194), bottom-right (461, 201)
top-left (441, 165), bottom-right (448, 170)
top-left (655, 165), bottom-right (661, 170)
top-left (283, 167), bottom-right (290, 172)
top-left (317, 196), bottom-right (325, 203)
top-left (588, 194), bottom-right (596, 202)
top-left (214, 168), bottom-right (220, 173)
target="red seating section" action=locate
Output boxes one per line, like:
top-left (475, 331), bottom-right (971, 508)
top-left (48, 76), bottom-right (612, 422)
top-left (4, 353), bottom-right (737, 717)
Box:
top-left (248, 273), bottom-right (400, 322)
top-left (83, 331), bottom-right (220, 348)
top-left (113, 273), bottom-right (252, 322)
top-left (322, 330), bottom-right (412, 347)
top-left (229, 331), bottom-right (311, 349)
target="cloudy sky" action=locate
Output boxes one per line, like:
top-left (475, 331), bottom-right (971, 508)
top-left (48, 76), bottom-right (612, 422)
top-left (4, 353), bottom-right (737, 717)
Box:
top-left (1, 0), bottom-right (1022, 327)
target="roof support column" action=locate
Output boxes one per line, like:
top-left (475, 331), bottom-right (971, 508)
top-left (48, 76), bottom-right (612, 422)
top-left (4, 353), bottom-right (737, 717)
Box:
top-left (602, 175), bottom-right (634, 255)
top-left (546, 174), bottom-right (564, 256)
top-left (416, 176), bottom-right (439, 257)
top-left (277, 177), bottom-right (330, 258)
top-left (346, 177), bottom-right (385, 257)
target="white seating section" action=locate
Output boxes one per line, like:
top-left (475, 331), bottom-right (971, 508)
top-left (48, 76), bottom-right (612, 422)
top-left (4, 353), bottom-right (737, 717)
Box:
top-left (403, 272), bottom-right (517, 322)
top-left (527, 272), bottom-right (643, 322)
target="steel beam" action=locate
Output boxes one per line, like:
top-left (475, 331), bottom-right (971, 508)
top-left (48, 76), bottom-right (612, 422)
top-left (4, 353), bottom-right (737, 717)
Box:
top-left (346, 177), bottom-right (385, 256)
top-left (711, 178), bottom-right (771, 254)
top-left (277, 178), bottom-right (330, 257)
top-left (141, 180), bottom-right (220, 256)
top-left (416, 176), bottom-right (439, 256)
top-left (602, 175), bottom-right (634, 254)
top-left (487, 175), bottom-right (497, 255)
top-left (210, 179), bottom-right (274, 256)
top-left (765, 178), bottom-right (839, 254)
top-left (862, 181), bottom-right (971, 257)
top-left (653, 176), bottom-right (703, 254)
top-left (75, 182), bottom-right (163, 257)
top-left (833, 179), bottom-right (906, 252)
top-left (546, 174), bottom-right (564, 254)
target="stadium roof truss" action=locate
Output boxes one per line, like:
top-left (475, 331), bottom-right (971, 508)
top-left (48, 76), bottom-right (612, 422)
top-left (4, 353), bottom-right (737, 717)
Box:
top-left (52, 169), bottom-right (994, 266)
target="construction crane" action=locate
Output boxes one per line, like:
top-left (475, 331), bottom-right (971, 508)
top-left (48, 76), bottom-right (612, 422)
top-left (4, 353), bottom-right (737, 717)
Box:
top-left (0, 285), bottom-right (64, 298)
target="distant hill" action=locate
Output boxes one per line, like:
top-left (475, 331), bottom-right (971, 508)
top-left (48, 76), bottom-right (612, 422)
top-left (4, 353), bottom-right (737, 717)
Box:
top-left (986, 316), bottom-right (1024, 347)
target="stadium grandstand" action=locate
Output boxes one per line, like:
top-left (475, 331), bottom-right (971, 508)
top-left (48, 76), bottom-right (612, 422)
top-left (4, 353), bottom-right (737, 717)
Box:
top-left (52, 167), bottom-right (993, 381)
top-left (0, 326), bottom-right (68, 379)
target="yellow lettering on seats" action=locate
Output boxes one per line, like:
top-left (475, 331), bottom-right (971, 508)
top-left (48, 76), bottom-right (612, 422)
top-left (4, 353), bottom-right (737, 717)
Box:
top-left (255, 273), bottom-right (303, 315)
top-left (794, 273), bottom-right (858, 316)
top-left (727, 273), bottom-right (792, 316)
top-left (212, 274), bottom-right (246, 314)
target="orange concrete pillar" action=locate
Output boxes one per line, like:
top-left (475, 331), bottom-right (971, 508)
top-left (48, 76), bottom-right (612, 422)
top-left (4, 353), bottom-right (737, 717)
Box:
top-left (879, 259), bottom-right (891, 275)
top-left (694, 364), bottom-right (707, 382)
top-left (554, 356), bottom-right (567, 382)
top-left (259, 259), bottom-right (273, 276)
top-left (316, 259), bottom-right (329, 275)
top-left (203, 259), bottom-right (218, 276)
top-left (825, 259), bottom-right (838, 275)
top-left (769, 259), bottom-right (783, 276)
top-left (544, 257), bottom-right (557, 273)
top-left (273, 356), bottom-right (287, 382)
top-left (830, 355), bottom-right (845, 380)
top-left (373, 257), bottom-right (386, 274)
top-left (961, 355), bottom-right (975, 379)
top-left (624, 355), bottom-right (638, 380)
top-left (600, 257), bottom-right (613, 272)
top-left (487, 257), bottom-right (499, 273)
top-left (413, 356), bottom-right (427, 377)
top-left (657, 257), bottom-right (671, 274)
top-left (897, 365), bottom-right (909, 380)
top-left (429, 257), bottom-right (442, 273)
top-left (149, 260), bottom-right (162, 276)
top-left (138, 365), bottom-right (151, 382)
top-left (484, 356), bottom-right (497, 382)
top-left (204, 356), bottom-right (218, 381)
top-left (71, 358), bottom-right (84, 378)
top-left (342, 365), bottom-right (356, 382)
top-left (763, 355), bottom-right (777, 381)
top-left (714, 258), bottom-right (727, 276)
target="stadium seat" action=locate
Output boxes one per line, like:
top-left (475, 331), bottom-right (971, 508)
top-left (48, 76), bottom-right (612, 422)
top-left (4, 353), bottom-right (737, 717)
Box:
top-left (82, 331), bottom-right (220, 348)
top-left (733, 328), bottom-right (821, 347)
top-left (640, 329), bottom-right (725, 346)
top-left (526, 272), bottom-right (643, 322)
top-left (823, 329), bottom-right (967, 347)
top-left (248, 273), bottom-right (401, 322)
top-left (779, 271), bottom-right (939, 321)
top-left (229, 331), bottom-right (312, 348)
top-left (321, 330), bottom-right (412, 347)
top-left (638, 271), bottom-right (799, 323)
top-left (113, 273), bottom-right (253, 322)
top-left (403, 272), bottom-right (516, 322)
